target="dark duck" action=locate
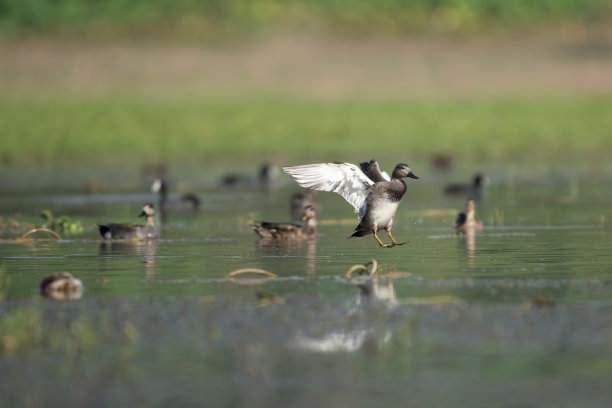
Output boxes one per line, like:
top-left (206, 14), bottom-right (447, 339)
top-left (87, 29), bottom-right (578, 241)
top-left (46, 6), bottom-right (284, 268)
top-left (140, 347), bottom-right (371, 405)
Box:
top-left (444, 172), bottom-right (489, 197)
top-left (98, 203), bottom-right (159, 240)
top-left (151, 178), bottom-right (200, 211)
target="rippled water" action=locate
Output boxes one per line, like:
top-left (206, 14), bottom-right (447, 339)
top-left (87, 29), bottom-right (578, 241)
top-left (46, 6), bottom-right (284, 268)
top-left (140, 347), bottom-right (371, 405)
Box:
top-left (1, 167), bottom-right (612, 407)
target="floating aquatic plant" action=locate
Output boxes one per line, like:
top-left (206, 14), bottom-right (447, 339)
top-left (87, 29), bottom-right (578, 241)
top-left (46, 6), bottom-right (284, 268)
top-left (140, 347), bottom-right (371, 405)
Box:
top-left (40, 210), bottom-right (83, 234)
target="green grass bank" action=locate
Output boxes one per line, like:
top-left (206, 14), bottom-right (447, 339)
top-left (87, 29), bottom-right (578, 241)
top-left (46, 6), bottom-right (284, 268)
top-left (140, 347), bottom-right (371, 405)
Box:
top-left (1, 95), bottom-right (611, 167)
top-left (1, 0), bottom-right (610, 39)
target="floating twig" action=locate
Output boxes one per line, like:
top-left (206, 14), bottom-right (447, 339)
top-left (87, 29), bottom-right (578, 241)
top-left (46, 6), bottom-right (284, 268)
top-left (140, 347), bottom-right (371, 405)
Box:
top-left (346, 260), bottom-right (413, 283)
top-left (346, 259), bottom-right (378, 281)
top-left (225, 268), bottom-right (277, 285)
top-left (17, 228), bottom-right (61, 241)
top-left (400, 295), bottom-right (466, 305)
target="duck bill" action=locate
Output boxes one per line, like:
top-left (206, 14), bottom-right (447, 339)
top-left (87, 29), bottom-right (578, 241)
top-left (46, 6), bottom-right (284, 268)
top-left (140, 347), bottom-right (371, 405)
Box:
top-left (138, 211), bottom-right (146, 218)
top-left (407, 171), bottom-right (419, 179)
top-left (301, 215), bottom-right (308, 221)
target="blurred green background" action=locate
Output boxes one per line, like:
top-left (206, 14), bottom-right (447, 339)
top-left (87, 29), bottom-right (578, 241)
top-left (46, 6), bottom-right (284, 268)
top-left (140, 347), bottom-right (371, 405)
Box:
top-left (1, 0), bottom-right (611, 38)
top-left (1, 0), bottom-right (611, 168)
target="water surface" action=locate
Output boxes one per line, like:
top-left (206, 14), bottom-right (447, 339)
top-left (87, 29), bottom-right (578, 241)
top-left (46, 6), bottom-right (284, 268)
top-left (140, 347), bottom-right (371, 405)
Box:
top-left (1, 166), bottom-right (611, 407)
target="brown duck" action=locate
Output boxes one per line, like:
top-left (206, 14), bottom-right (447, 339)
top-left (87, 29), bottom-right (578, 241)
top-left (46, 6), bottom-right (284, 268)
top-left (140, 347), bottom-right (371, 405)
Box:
top-left (454, 199), bottom-right (483, 234)
top-left (251, 205), bottom-right (317, 240)
top-left (40, 272), bottom-right (83, 300)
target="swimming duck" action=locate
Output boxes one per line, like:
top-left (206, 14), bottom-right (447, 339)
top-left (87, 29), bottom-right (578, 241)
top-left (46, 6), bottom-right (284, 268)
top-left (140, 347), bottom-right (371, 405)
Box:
top-left (40, 272), bottom-right (83, 300)
top-left (453, 199), bottom-right (483, 234)
top-left (151, 178), bottom-right (200, 224)
top-left (283, 160), bottom-right (419, 248)
top-left (290, 190), bottom-right (321, 220)
top-left (430, 153), bottom-right (453, 172)
top-left (251, 205), bottom-right (317, 240)
top-left (151, 179), bottom-right (201, 212)
top-left (221, 163), bottom-right (279, 188)
top-left (444, 173), bottom-right (489, 197)
top-left (98, 203), bottom-right (159, 240)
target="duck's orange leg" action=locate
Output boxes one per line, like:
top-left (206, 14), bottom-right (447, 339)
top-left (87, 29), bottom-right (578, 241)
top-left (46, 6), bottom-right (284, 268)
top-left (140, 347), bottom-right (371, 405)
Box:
top-left (387, 230), bottom-right (407, 246)
top-left (374, 232), bottom-right (395, 248)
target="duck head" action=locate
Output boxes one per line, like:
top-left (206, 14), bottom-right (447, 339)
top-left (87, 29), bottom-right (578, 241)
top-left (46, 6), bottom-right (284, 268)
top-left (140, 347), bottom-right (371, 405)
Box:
top-left (139, 203), bottom-right (156, 218)
top-left (473, 173), bottom-right (489, 187)
top-left (392, 164), bottom-right (419, 180)
top-left (465, 199), bottom-right (476, 214)
top-left (151, 178), bottom-right (167, 194)
top-left (301, 205), bottom-right (317, 221)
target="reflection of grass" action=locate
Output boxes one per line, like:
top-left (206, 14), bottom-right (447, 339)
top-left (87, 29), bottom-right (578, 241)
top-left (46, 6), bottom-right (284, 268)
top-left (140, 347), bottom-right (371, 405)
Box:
top-left (1, 96), bottom-right (611, 165)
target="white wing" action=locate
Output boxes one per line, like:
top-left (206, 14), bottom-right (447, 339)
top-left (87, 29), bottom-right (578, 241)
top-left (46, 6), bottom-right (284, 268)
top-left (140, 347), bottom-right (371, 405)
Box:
top-left (283, 162), bottom-right (374, 214)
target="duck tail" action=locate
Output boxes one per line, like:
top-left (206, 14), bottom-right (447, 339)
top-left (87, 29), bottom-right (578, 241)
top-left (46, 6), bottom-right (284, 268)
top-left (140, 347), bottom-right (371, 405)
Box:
top-left (348, 223), bottom-right (368, 238)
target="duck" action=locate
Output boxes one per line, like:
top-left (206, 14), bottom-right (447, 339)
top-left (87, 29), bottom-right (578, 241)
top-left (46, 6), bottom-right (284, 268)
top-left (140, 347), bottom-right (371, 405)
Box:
top-left (430, 153), bottom-right (453, 172)
top-left (283, 159), bottom-right (419, 248)
top-left (97, 203), bottom-right (159, 240)
top-left (250, 205), bottom-right (317, 240)
top-left (40, 272), bottom-right (83, 300)
top-left (290, 190), bottom-right (321, 220)
top-left (151, 178), bottom-right (200, 211)
top-left (444, 172), bottom-right (489, 197)
top-left (453, 199), bottom-right (483, 234)
top-left (221, 162), bottom-right (279, 188)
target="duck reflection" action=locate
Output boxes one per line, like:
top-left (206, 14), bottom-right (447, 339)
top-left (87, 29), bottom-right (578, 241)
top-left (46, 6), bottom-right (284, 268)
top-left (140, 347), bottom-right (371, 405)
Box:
top-left (458, 234), bottom-right (476, 267)
top-left (255, 237), bottom-right (317, 276)
top-left (355, 275), bottom-right (398, 309)
top-left (291, 264), bottom-right (397, 353)
top-left (99, 239), bottom-right (159, 278)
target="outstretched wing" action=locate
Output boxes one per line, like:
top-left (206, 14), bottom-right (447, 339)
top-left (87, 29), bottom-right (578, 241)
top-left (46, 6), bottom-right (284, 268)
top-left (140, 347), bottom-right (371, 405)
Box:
top-left (283, 162), bottom-right (374, 213)
top-left (359, 159), bottom-right (390, 183)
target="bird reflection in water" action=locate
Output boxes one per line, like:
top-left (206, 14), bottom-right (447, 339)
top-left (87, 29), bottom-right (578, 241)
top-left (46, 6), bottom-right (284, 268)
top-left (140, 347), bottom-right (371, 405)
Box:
top-left (355, 272), bottom-right (398, 309)
top-left (99, 240), bottom-right (159, 280)
top-left (462, 233), bottom-right (477, 268)
top-left (255, 238), bottom-right (317, 276)
top-left (292, 260), bottom-right (400, 353)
